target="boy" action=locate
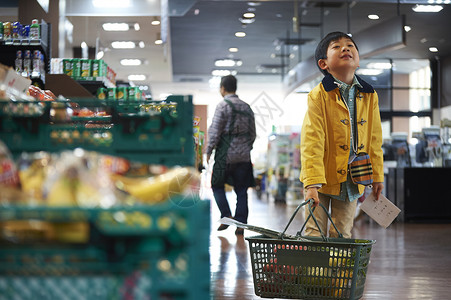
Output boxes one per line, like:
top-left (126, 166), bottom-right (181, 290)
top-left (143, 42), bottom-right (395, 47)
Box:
top-left (300, 32), bottom-right (384, 238)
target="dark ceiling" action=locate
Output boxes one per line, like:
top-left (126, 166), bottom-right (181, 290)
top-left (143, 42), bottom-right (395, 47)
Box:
top-left (170, 0), bottom-right (451, 82)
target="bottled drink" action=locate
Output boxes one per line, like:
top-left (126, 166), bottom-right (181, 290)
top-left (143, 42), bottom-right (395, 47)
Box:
top-left (30, 19), bottom-right (39, 40)
top-left (15, 50), bottom-right (23, 74)
top-left (23, 50), bottom-right (31, 77)
top-left (0, 22), bottom-right (4, 41)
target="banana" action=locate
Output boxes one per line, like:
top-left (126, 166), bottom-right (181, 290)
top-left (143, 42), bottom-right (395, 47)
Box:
top-left (112, 167), bottom-right (197, 204)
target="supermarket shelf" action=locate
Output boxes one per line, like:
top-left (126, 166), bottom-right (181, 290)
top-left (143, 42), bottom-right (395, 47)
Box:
top-left (0, 95), bottom-right (195, 166)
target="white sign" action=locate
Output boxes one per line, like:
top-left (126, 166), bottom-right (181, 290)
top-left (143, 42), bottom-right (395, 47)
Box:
top-left (360, 193), bottom-right (401, 229)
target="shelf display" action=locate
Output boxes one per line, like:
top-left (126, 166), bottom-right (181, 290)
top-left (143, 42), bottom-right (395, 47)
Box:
top-left (0, 21), bottom-right (51, 89)
top-left (265, 133), bottom-right (303, 204)
top-left (0, 69), bottom-right (209, 298)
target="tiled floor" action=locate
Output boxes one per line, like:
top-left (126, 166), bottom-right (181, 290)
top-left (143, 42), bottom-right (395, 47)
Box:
top-left (208, 189), bottom-right (451, 300)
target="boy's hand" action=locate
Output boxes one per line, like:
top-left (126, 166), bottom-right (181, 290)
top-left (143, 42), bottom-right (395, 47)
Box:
top-left (372, 182), bottom-right (384, 200)
top-left (305, 186), bottom-right (320, 207)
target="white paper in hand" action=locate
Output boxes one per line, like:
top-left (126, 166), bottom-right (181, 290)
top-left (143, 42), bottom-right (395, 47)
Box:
top-left (360, 193), bottom-right (401, 228)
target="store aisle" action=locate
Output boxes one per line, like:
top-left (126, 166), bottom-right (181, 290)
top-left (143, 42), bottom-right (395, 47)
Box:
top-left (208, 190), bottom-right (451, 300)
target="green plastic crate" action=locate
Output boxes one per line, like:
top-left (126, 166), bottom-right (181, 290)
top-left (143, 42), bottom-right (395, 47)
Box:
top-left (0, 199), bottom-right (210, 300)
top-left (0, 95), bottom-right (194, 166)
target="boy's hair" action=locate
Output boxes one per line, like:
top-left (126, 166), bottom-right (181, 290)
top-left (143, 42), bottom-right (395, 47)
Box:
top-left (220, 75), bottom-right (237, 93)
top-left (315, 31), bottom-right (359, 75)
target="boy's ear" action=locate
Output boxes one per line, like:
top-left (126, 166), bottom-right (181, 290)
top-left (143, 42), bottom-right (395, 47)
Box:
top-left (318, 59), bottom-right (328, 72)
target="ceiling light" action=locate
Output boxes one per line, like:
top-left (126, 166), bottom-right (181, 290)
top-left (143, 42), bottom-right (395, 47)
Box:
top-left (81, 41), bottom-right (88, 49)
top-left (404, 26), bottom-right (412, 32)
top-left (151, 17), bottom-right (160, 26)
top-left (368, 14), bottom-right (379, 20)
top-left (235, 32), bottom-right (246, 37)
top-left (243, 12), bottom-right (255, 18)
top-left (215, 59), bottom-right (235, 67)
top-left (212, 70), bottom-right (236, 76)
top-left (139, 41), bottom-right (145, 48)
top-left (93, 0), bottom-right (130, 8)
top-left (412, 4), bottom-right (443, 12)
top-left (356, 69), bottom-right (383, 76)
top-left (155, 39), bottom-right (163, 45)
top-left (240, 18), bottom-right (255, 24)
top-left (247, 2), bottom-right (261, 6)
top-left (120, 59), bottom-right (142, 66)
top-left (229, 47), bottom-right (238, 52)
top-left (429, 47), bottom-right (439, 52)
top-left (111, 41), bottom-right (135, 49)
top-left (367, 62), bottom-right (392, 69)
top-left (96, 51), bottom-right (104, 59)
top-left (103, 23), bottom-right (129, 31)
top-left (128, 74), bottom-right (146, 81)
top-left (134, 23), bottom-right (140, 31)
top-left (215, 59), bottom-right (242, 67)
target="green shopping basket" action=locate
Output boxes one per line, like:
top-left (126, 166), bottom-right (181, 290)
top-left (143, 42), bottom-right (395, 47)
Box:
top-left (246, 199), bottom-right (375, 300)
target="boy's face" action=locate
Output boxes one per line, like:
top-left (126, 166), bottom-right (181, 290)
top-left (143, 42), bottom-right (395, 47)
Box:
top-left (318, 37), bottom-right (360, 76)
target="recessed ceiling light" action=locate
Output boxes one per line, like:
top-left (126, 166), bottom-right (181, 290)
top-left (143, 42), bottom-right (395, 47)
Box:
top-left (229, 47), bottom-right (239, 52)
top-left (404, 26), bottom-right (412, 32)
top-left (120, 59), bottom-right (142, 66)
top-left (154, 39), bottom-right (163, 45)
top-left (103, 23), bottom-right (129, 31)
top-left (429, 47), bottom-right (439, 52)
top-left (367, 62), bottom-right (392, 69)
top-left (128, 74), bottom-right (146, 81)
top-left (356, 69), bottom-right (383, 76)
top-left (247, 1), bottom-right (261, 6)
top-left (215, 59), bottom-right (236, 67)
top-left (93, 0), bottom-right (130, 8)
top-left (368, 14), bottom-right (379, 20)
top-left (212, 70), bottom-right (236, 76)
top-left (243, 12), bottom-right (255, 18)
top-left (235, 32), bottom-right (246, 37)
top-left (412, 4), bottom-right (443, 12)
top-left (96, 51), bottom-right (104, 59)
top-left (139, 41), bottom-right (145, 48)
top-left (151, 17), bottom-right (160, 26)
top-left (134, 23), bottom-right (140, 31)
top-left (111, 41), bottom-right (136, 49)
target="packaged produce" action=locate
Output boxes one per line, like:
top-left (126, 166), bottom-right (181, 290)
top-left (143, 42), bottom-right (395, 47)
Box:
top-left (0, 140), bottom-right (20, 187)
top-left (80, 59), bottom-right (91, 77)
top-left (110, 167), bottom-right (199, 204)
top-left (63, 58), bottom-right (73, 76)
top-left (97, 87), bottom-right (107, 99)
top-left (91, 59), bottom-right (104, 77)
top-left (116, 86), bottom-right (127, 100)
top-left (128, 86), bottom-right (141, 100)
top-left (72, 58), bottom-right (81, 77)
top-left (107, 87), bottom-right (117, 100)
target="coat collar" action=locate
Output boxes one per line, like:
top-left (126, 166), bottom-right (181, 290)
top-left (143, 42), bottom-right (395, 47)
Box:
top-left (322, 73), bottom-right (374, 93)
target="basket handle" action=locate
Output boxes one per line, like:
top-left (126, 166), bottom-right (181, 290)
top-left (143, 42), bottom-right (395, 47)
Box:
top-left (279, 199), bottom-right (343, 242)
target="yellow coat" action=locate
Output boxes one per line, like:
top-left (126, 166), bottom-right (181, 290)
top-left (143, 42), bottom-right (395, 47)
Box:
top-left (300, 74), bottom-right (384, 196)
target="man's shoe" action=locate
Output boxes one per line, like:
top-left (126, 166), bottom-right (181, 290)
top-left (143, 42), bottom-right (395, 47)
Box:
top-left (235, 228), bottom-right (244, 235)
top-left (217, 224), bottom-right (229, 231)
